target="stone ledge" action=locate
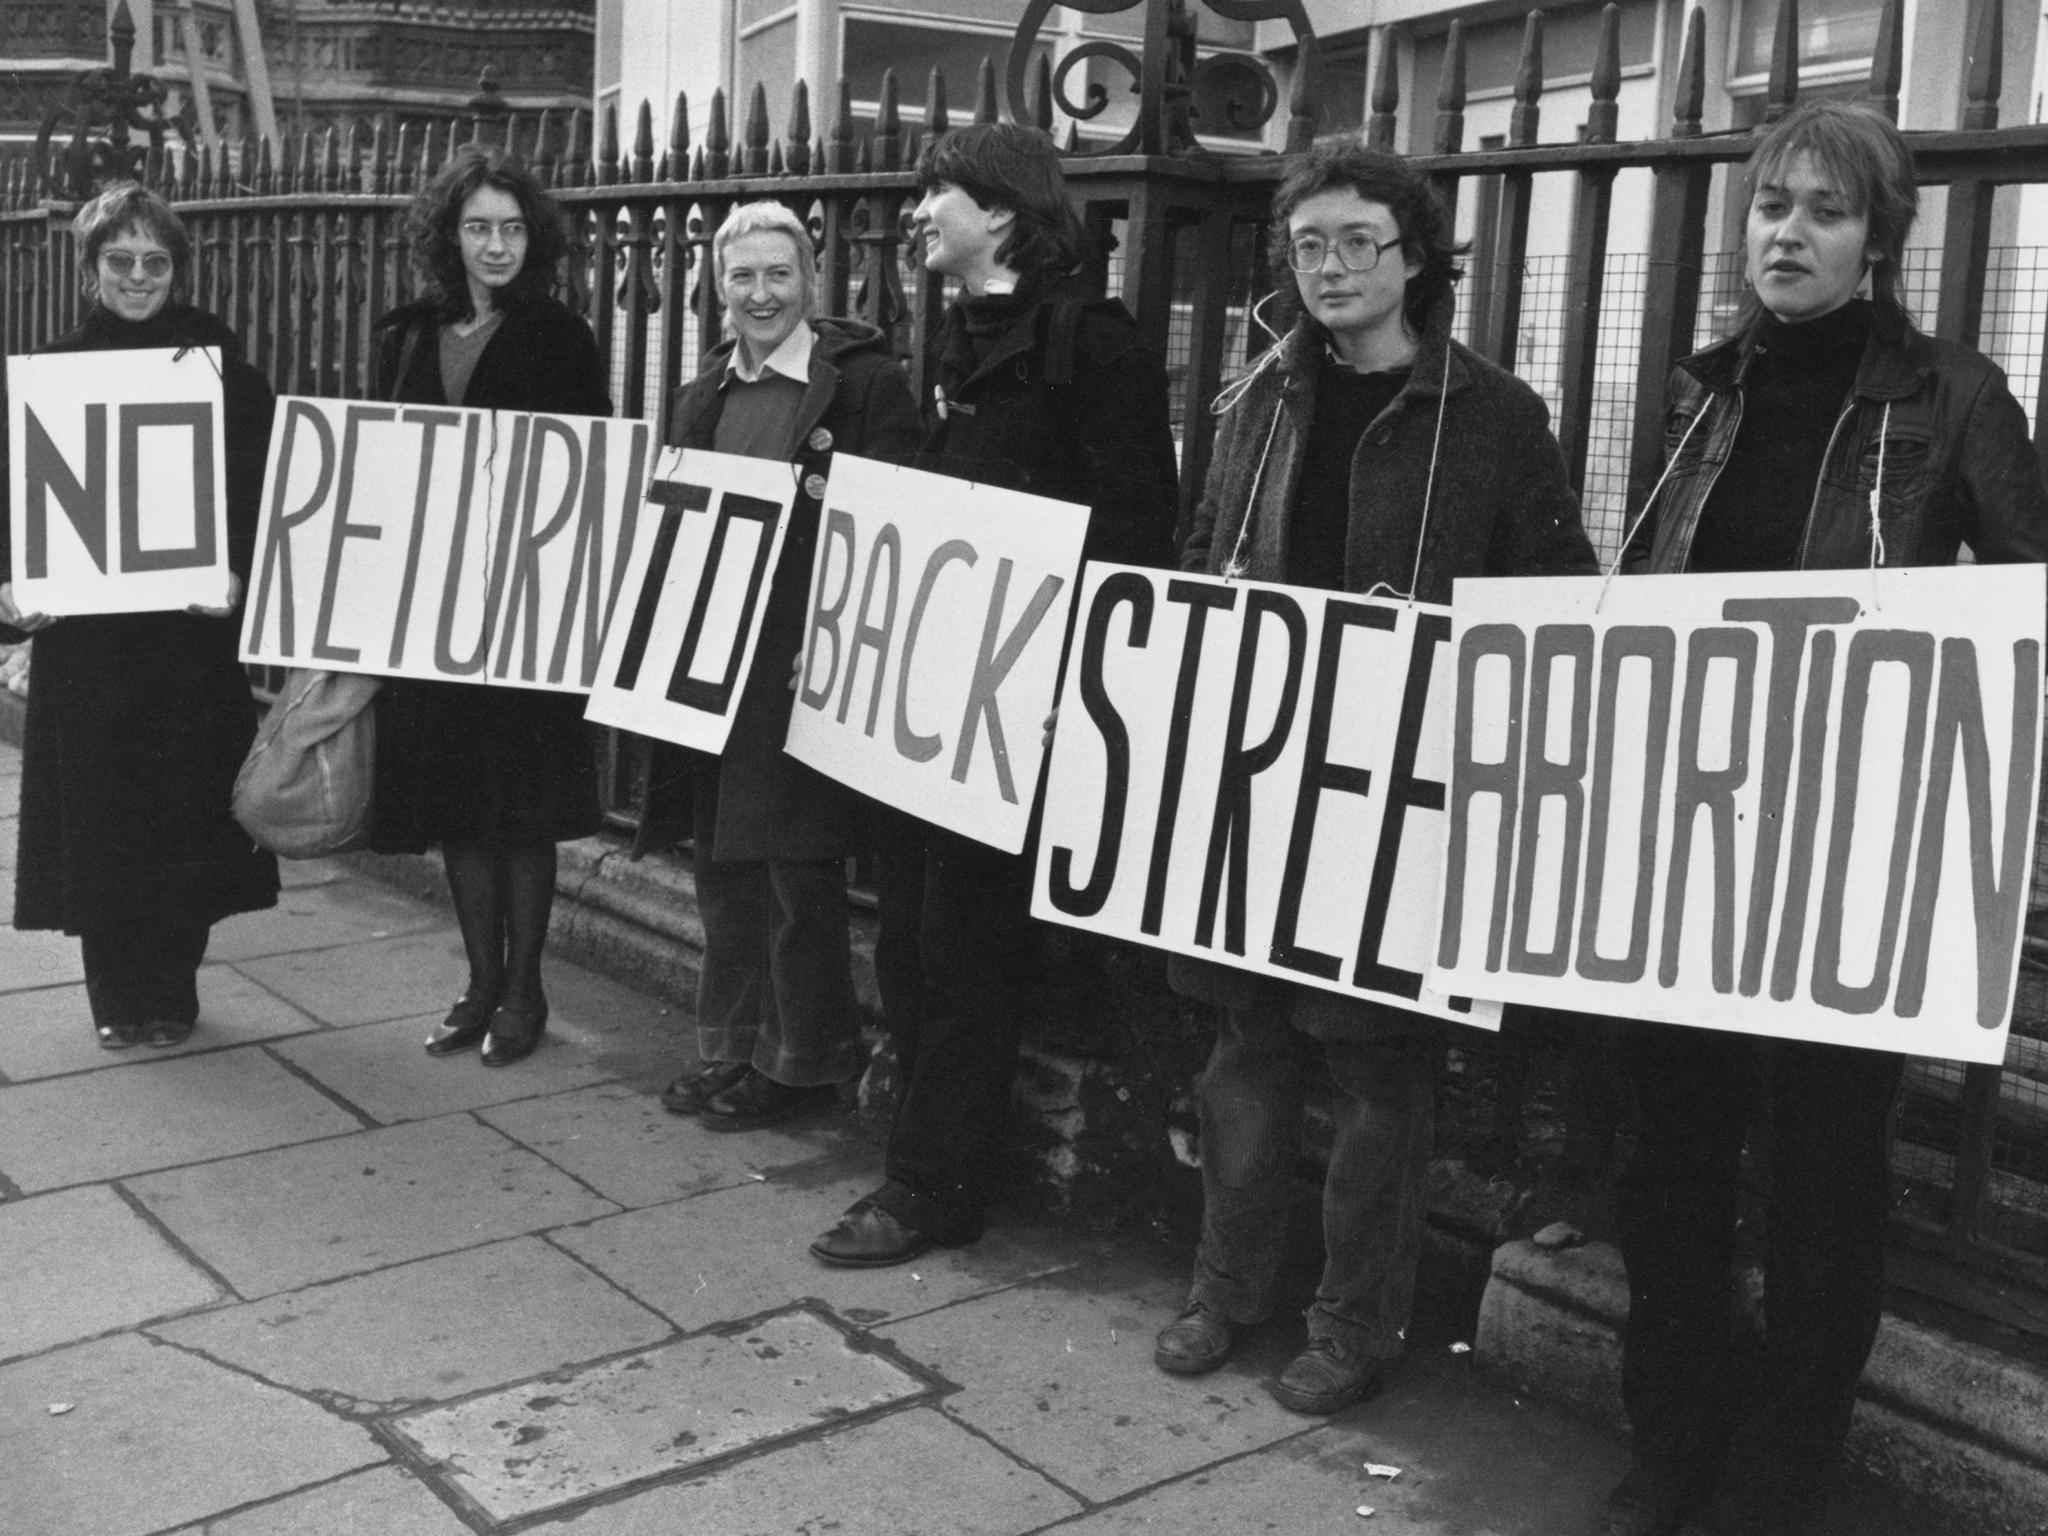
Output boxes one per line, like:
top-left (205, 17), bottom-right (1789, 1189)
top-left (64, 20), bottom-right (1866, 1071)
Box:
top-left (1475, 1238), bottom-right (2048, 1534)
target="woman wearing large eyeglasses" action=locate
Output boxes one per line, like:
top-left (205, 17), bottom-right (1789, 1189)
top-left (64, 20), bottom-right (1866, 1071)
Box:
top-left (365, 149), bottom-right (611, 1067)
top-left (0, 183), bottom-right (279, 1050)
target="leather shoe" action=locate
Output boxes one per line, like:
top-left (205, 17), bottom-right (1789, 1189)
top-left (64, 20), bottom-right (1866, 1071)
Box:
top-left (810, 1201), bottom-right (939, 1268)
top-left (661, 1060), bottom-right (750, 1115)
top-left (700, 1069), bottom-right (837, 1133)
top-left (480, 1001), bottom-right (547, 1066)
top-left (1602, 1461), bottom-right (1716, 1536)
top-left (96, 1020), bottom-right (143, 1050)
top-left (1154, 1302), bottom-right (1237, 1375)
top-left (1268, 1337), bottom-right (1384, 1415)
top-left (424, 993), bottom-right (496, 1056)
top-left (141, 1017), bottom-right (196, 1049)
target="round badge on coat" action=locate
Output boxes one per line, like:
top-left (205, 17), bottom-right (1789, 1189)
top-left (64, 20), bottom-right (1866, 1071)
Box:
top-left (804, 473), bottom-right (829, 500)
top-left (807, 427), bottom-right (833, 453)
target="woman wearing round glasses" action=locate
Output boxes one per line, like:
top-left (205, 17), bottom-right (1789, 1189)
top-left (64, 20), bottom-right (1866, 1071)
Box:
top-left (365, 148), bottom-right (611, 1067)
top-left (1157, 144), bottom-right (1595, 1415)
top-left (0, 183), bottom-right (280, 1050)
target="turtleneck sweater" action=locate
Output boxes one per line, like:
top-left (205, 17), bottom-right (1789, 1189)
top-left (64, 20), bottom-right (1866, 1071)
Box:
top-left (1687, 299), bottom-right (1871, 575)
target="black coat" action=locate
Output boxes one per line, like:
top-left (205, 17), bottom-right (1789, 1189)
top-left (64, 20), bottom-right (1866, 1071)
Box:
top-left (920, 273), bottom-right (1179, 572)
top-left (4, 302), bottom-right (280, 934)
top-left (365, 294), bottom-right (614, 852)
top-left (660, 319), bottom-right (922, 862)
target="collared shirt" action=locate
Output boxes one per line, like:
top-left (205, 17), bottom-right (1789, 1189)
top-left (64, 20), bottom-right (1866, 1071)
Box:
top-left (726, 321), bottom-right (814, 386)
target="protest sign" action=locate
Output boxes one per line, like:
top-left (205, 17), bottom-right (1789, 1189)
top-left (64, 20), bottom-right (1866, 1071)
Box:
top-left (1031, 564), bottom-right (1499, 1028)
top-left (583, 447), bottom-right (795, 753)
top-left (1429, 566), bottom-right (2045, 1063)
top-left (240, 397), bottom-right (652, 691)
top-left (782, 453), bottom-right (1089, 854)
top-left (7, 348), bottom-right (231, 614)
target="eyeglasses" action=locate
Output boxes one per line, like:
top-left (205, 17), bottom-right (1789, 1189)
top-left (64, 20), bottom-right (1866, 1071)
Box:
top-left (1286, 232), bottom-right (1398, 274)
top-left (460, 218), bottom-right (529, 243)
top-left (101, 250), bottom-right (173, 279)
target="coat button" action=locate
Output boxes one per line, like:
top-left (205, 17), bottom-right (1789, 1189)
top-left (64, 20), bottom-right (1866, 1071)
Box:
top-left (1373, 427), bottom-right (1393, 445)
top-left (807, 427), bottom-right (833, 453)
top-left (803, 473), bottom-right (829, 501)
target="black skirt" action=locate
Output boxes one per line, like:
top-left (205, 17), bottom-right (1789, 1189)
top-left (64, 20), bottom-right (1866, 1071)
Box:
top-left (368, 677), bottom-right (604, 851)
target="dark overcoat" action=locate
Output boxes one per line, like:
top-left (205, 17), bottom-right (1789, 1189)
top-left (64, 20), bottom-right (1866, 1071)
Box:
top-left (1171, 297), bottom-right (1599, 1038)
top-left (661, 319), bottom-right (922, 862)
top-left (3, 302), bottom-right (280, 933)
top-left (365, 294), bottom-right (614, 852)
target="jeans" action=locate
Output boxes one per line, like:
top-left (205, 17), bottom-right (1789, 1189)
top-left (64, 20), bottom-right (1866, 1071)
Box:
top-left (1618, 1024), bottom-right (1903, 1489)
top-left (693, 848), bottom-right (857, 1088)
top-left (867, 809), bottom-right (1042, 1241)
top-left (1189, 995), bottom-right (1439, 1360)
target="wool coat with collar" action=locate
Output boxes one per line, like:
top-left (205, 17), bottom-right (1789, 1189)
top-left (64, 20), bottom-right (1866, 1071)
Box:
top-left (4, 301), bottom-right (281, 934)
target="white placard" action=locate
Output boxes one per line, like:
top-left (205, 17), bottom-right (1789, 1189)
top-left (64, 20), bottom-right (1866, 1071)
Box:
top-left (583, 447), bottom-right (795, 753)
top-left (1033, 564), bottom-right (1499, 1029)
top-left (240, 397), bottom-right (654, 691)
top-left (7, 348), bottom-right (230, 614)
top-left (782, 453), bottom-right (1090, 853)
top-left (1429, 566), bottom-right (2046, 1064)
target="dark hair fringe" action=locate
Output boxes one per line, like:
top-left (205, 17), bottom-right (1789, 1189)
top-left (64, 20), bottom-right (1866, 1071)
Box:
top-left (73, 182), bottom-right (192, 297)
top-left (915, 121), bottom-right (1085, 279)
top-left (1736, 99), bottom-right (1920, 333)
top-left (1264, 140), bottom-right (1465, 338)
top-left (404, 147), bottom-right (571, 322)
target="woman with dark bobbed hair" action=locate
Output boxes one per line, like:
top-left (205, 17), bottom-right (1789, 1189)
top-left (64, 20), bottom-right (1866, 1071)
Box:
top-left (0, 183), bottom-right (279, 1049)
top-left (1607, 100), bottom-right (2048, 1536)
top-left (368, 147), bottom-right (611, 1067)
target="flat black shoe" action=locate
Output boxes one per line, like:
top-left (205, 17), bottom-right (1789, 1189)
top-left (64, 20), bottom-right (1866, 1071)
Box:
top-left (661, 1060), bottom-right (751, 1116)
top-left (96, 1020), bottom-right (143, 1051)
top-left (425, 993), bottom-right (496, 1056)
top-left (141, 1018), bottom-right (196, 1049)
top-left (1154, 1301), bottom-right (1237, 1375)
top-left (700, 1069), bottom-right (837, 1133)
top-left (1268, 1338), bottom-right (1385, 1415)
top-left (480, 1001), bottom-right (547, 1066)
top-left (1603, 1461), bottom-right (1717, 1536)
top-left (810, 1200), bottom-right (941, 1268)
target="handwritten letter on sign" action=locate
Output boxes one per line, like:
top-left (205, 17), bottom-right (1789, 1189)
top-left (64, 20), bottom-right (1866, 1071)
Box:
top-left (583, 448), bottom-right (794, 754)
top-left (1032, 566), bottom-right (1498, 1029)
top-left (240, 398), bottom-right (651, 691)
top-left (1429, 567), bottom-right (2046, 1063)
top-left (7, 348), bottom-right (231, 614)
top-left (782, 453), bottom-right (1089, 854)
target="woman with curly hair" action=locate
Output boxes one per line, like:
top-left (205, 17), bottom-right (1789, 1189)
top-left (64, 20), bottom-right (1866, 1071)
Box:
top-left (0, 183), bottom-right (279, 1049)
top-left (368, 148), bottom-right (612, 1066)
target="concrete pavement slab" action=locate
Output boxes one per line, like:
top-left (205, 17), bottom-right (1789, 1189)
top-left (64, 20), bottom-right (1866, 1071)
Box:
top-left (0, 1333), bottom-right (382, 1536)
top-left (232, 931), bottom-right (470, 1027)
top-left (0, 967), bottom-right (322, 1081)
top-left (387, 1307), bottom-right (931, 1524)
top-left (0, 1046), bottom-right (363, 1193)
top-left (532, 1404), bottom-right (1083, 1535)
top-left (126, 1114), bottom-right (619, 1297)
top-left (270, 1013), bottom-right (617, 1124)
top-left (162, 1466), bottom-right (471, 1535)
top-left (553, 1174), bottom-right (1080, 1333)
top-left (0, 765), bottom-right (18, 818)
top-left (152, 1237), bottom-right (672, 1411)
top-left (0, 923), bottom-right (85, 993)
top-left (204, 880), bottom-right (449, 962)
top-left (0, 1186), bottom-right (226, 1362)
top-left (476, 1081), bottom-right (850, 1208)
top-left (879, 1261), bottom-right (1309, 1504)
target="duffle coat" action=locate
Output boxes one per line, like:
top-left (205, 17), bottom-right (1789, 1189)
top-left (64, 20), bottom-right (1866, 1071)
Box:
top-left (365, 294), bottom-right (613, 852)
top-left (662, 319), bottom-right (922, 862)
top-left (1170, 297), bottom-right (1599, 1037)
top-left (3, 302), bottom-right (281, 934)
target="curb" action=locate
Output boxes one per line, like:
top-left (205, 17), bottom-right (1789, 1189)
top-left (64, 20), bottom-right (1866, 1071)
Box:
top-left (1476, 1239), bottom-right (2048, 1533)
